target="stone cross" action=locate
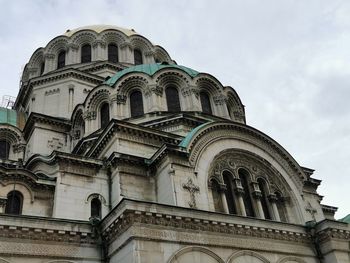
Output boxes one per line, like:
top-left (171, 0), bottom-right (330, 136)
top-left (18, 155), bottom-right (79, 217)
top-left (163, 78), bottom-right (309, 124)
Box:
top-left (305, 202), bottom-right (317, 221)
top-left (182, 178), bottom-right (200, 208)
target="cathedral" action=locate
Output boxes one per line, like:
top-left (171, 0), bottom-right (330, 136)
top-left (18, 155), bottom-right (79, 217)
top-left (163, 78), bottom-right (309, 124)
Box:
top-left (0, 25), bottom-right (349, 263)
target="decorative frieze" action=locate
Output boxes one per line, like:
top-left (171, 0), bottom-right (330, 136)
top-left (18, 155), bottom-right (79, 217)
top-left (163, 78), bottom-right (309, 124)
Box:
top-left (47, 137), bottom-right (64, 151)
top-left (83, 111), bottom-right (97, 120)
top-left (45, 88), bottom-right (60, 96)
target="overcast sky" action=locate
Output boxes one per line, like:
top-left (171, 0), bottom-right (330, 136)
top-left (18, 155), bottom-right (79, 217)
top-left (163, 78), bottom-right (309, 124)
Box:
top-left (0, 0), bottom-right (349, 219)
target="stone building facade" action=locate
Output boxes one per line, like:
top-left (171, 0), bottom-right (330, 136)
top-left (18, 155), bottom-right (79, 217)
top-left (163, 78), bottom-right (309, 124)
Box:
top-left (0, 25), bottom-right (349, 263)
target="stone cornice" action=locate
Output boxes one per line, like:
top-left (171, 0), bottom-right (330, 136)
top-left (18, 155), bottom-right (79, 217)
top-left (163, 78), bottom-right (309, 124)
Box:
top-left (0, 165), bottom-right (56, 190)
top-left (15, 68), bottom-right (104, 109)
top-left (78, 61), bottom-right (126, 73)
top-left (0, 214), bottom-right (95, 246)
top-left (101, 199), bottom-right (310, 247)
top-left (86, 119), bottom-right (183, 158)
top-left (25, 151), bottom-right (103, 171)
top-left (23, 112), bottom-right (71, 141)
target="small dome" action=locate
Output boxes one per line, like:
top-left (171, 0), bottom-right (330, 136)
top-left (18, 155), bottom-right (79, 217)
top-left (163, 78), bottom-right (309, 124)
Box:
top-left (104, 63), bottom-right (199, 86)
top-left (63, 25), bottom-right (137, 37)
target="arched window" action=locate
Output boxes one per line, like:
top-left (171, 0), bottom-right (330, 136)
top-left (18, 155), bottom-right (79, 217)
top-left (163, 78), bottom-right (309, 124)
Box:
top-left (257, 178), bottom-right (271, 220)
top-left (200, 92), bottom-right (212, 114)
top-left (130, 90), bottom-right (144, 117)
top-left (222, 171), bottom-right (236, 214)
top-left (166, 86), bottom-right (181, 112)
top-left (210, 179), bottom-right (224, 213)
top-left (81, 44), bottom-right (92, 63)
top-left (100, 103), bottom-right (110, 129)
top-left (275, 192), bottom-right (287, 222)
top-left (5, 191), bottom-right (23, 215)
top-left (108, 44), bottom-right (118, 63)
top-left (57, 50), bottom-right (66, 69)
top-left (238, 169), bottom-right (255, 217)
top-left (91, 197), bottom-right (101, 219)
top-left (0, 140), bottom-right (10, 159)
top-left (134, 49), bottom-right (143, 65)
top-left (40, 61), bottom-right (45, 75)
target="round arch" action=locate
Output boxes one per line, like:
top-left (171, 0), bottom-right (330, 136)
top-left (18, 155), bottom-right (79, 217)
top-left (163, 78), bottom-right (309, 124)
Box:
top-left (276, 256), bottom-right (307, 263)
top-left (167, 246), bottom-right (224, 263)
top-left (226, 250), bottom-right (270, 263)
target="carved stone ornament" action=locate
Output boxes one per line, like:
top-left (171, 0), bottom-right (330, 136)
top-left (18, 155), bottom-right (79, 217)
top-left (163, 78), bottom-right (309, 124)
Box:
top-left (83, 111), bottom-right (97, 120)
top-left (213, 94), bottom-right (227, 105)
top-left (47, 137), bottom-right (64, 151)
top-left (111, 94), bottom-right (127, 104)
top-left (182, 178), bottom-right (200, 208)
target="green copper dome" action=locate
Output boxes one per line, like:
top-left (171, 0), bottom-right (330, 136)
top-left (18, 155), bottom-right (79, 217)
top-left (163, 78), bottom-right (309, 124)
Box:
top-left (104, 63), bottom-right (199, 86)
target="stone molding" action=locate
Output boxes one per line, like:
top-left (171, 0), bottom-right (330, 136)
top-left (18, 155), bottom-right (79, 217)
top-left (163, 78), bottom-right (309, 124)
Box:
top-left (101, 201), bottom-right (310, 246)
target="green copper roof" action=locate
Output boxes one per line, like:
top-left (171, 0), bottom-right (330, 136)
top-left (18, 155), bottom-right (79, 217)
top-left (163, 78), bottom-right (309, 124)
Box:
top-left (339, 214), bottom-right (350, 223)
top-left (179, 121), bottom-right (213, 148)
top-left (104, 63), bottom-right (199, 86)
top-left (0, 107), bottom-right (17, 126)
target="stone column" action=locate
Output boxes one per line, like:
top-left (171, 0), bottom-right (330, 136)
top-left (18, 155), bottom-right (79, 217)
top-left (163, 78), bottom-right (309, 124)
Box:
top-left (253, 191), bottom-right (265, 219)
top-left (268, 194), bottom-right (281, 221)
top-left (0, 197), bottom-right (7, 213)
top-left (44, 53), bottom-right (56, 73)
top-left (235, 188), bottom-right (246, 216)
top-left (218, 184), bottom-right (229, 214)
top-left (113, 95), bottom-right (127, 119)
top-left (93, 40), bottom-right (106, 61)
top-left (67, 44), bottom-right (79, 65)
top-left (213, 94), bottom-right (229, 119)
top-left (120, 42), bottom-right (133, 64)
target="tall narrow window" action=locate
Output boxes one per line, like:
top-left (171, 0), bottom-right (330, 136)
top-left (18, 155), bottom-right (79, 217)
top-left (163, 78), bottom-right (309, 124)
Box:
top-left (108, 44), bottom-right (118, 63)
top-left (200, 92), bottom-right (212, 114)
top-left (0, 140), bottom-right (10, 159)
top-left (100, 103), bottom-right (110, 129)
top-left (40, 61), bottom-right (45, 75)
top-left (258, 178), bottom-right (271, 220)
top-left (238, 169), bottom-right (255, 217)
top-left (210, 180), bottom-right (224, 213)
top-left (222, 171), bottom-right (236, 214)
top-left (57, 50), bottom-right (66, 69)
top-left (130, 90), bottom-right (144, 117)
top-left (275, 192), bottom-right (287, 222)
top-left (134, 49), bottom-right (143, 65)
top-left (91, 198), bottom-right (101, 218)
top-left (81, 44), bottom-right (92, 63)
top-left (166, 86), bottom-right (181, 112)
top-left (5, 191), bottom-right (23, 215)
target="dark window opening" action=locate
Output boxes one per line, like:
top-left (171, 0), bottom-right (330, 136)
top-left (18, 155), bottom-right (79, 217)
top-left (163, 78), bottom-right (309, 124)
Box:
top-left (200, 92), bottom-right (212, 114)
top-left (223, 171), bottom-right (236, 214)
top-left (108, 44), bottom-right (119, 63)
top-left (258, 178), bottom-right (271, 220)
top-left (130, 90), bottom-right (144, 117)
top-left (40, 61), bottom-right (45, 75)
top-left (239, 170), bottom-right (255, 217)
top-left (5, 191), bottom-right (23, 215)
top-left (57, 50), bottom-right (66, 69)
top-left (166, 86), bottom-right (181, 112)
top-left (91, 198), bottom-right (101, 218)
top-left (100, 103), bottom-right (110, 129)
top-left (81, 44), bottom-right (92, 63)
top-left (0, 140), bottom-right (10, 159)
top-left (134, 49), bottom-right (143, 65)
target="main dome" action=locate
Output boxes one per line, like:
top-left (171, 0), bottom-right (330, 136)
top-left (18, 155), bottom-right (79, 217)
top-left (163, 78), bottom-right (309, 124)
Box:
top-left (63, 24), bottom-right (137, 37)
